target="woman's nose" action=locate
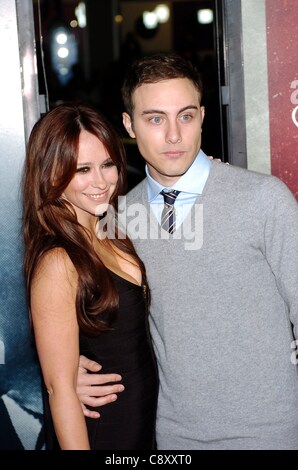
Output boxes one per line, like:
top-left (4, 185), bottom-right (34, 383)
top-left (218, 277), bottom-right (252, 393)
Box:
top-left (91, 169), bottom-right (107, 189)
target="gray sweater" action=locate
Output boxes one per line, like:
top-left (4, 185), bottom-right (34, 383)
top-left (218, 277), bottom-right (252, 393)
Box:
top-left (122, 161), bottom-right (298, 449)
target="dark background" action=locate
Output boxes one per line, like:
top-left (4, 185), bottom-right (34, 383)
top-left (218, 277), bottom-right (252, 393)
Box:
top-left (34, 0), bottom-right (223, 190)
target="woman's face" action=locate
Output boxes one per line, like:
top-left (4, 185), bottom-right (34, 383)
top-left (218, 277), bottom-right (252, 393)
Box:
top-left (63, 130), bottom-right (119, 227)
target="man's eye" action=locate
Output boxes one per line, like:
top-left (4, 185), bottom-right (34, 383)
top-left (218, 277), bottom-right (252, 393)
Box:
top-left (180, 114), bottom-right (192, 121)
top-left (150, 116), bottom-right (162, 124)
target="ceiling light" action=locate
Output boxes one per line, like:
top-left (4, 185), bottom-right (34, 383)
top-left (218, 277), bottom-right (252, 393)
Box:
top-left (56, 32), bottom-right (68, 45)
top-left (143, 11), bottom-right (158, 29)
top-left (57, 47), bottom-right (69, 59)
top-left (155, 4), bottom-right (170, 23)
top-left (197, 9), bottom-right (214, 25)
top-left (75, 2), bottom-right (87, 28)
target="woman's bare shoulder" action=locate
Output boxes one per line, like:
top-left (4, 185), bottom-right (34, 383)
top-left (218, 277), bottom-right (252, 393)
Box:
top-left (33, 247), bottom-right (77, 286)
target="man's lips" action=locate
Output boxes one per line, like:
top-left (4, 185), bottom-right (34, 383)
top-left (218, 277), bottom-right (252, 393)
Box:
top-left (162, 151), bottom-right (185, 158)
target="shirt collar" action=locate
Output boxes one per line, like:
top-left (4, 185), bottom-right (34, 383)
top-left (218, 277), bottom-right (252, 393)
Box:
top-left (146, 149), bottom-right (211, 202)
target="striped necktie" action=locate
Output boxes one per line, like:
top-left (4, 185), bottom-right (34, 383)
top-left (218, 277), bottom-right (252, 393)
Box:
top-left (161, 190), bottom-right (180, 234)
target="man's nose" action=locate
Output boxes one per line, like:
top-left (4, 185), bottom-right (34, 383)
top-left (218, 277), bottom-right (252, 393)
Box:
top-left (165, 121), bottom-right (182, 144)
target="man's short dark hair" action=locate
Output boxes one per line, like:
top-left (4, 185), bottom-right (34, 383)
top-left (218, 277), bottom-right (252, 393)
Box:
top-left (121, 53), bottom-right (203, 117)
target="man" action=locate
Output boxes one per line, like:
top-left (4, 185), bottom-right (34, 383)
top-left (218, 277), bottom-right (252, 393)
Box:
top-left (77, 53), bottom-right (298, 449)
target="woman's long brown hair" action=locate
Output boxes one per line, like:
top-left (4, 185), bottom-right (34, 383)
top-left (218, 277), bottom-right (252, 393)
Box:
top-left (23, 103), bottom-right (148, 334)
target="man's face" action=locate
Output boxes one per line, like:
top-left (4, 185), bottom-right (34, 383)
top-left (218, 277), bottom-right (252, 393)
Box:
top-left (123, 78), bottom-right (205, 187)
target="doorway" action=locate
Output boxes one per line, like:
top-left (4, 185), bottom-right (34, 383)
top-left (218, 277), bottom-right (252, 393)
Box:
top-left (34, 0), bottom-right (234, 189)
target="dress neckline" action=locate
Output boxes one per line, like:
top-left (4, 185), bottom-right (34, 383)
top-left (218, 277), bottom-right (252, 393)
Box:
top-left (107, 268), bottom-right (142, 288)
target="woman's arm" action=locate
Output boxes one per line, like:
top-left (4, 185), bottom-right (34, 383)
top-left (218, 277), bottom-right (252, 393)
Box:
top-left (31, 248), bottom-right (90, 450)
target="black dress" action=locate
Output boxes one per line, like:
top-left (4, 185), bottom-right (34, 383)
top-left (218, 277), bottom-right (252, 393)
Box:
top-left (79, 270), bottom-right (158, 450)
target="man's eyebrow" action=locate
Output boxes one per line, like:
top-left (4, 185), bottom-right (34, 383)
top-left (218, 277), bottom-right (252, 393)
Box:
top-left (141, 105), bottom-right (199, 115)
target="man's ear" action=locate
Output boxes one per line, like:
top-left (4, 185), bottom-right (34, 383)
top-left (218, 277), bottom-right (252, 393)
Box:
top-left (200, 106), bottom-right (205, 124)
top-left (122, 112), bottom-right (136, 138)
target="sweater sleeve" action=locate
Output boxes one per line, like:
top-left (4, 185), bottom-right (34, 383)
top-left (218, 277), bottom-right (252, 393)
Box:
top-left (263, 177), bottom-right (298, 338)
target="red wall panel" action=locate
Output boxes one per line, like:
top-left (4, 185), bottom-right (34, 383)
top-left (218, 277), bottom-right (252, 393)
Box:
top-left (266, 0), bottom-right (298, 199)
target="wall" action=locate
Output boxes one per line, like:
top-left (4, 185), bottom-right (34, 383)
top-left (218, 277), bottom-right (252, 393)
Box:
top-left (0, 0), bottom-right (43, 450)
top-left (242, 0), bottom-right (271, 174)
top-left (242, 0), bottom-right (298, 199)
top-left (266, 0), bottom-right (298, 199)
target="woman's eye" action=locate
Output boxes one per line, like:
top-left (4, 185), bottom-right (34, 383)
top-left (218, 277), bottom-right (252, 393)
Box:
top-left (102, 160), bottom-right (115, 168)
top-left (76, 167), bottom-right (89, 173)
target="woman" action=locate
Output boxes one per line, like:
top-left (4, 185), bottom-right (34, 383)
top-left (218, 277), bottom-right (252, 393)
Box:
top-left (22, 103), bottom-right (158, 450)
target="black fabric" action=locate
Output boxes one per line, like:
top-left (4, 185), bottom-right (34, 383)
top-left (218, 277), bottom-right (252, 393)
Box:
top-left (42, 385), bottom-right (60, 450)
top-left (44, 270), bottom-right (158, 450)
top-left (80, 271), bottom-right (158, 450)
